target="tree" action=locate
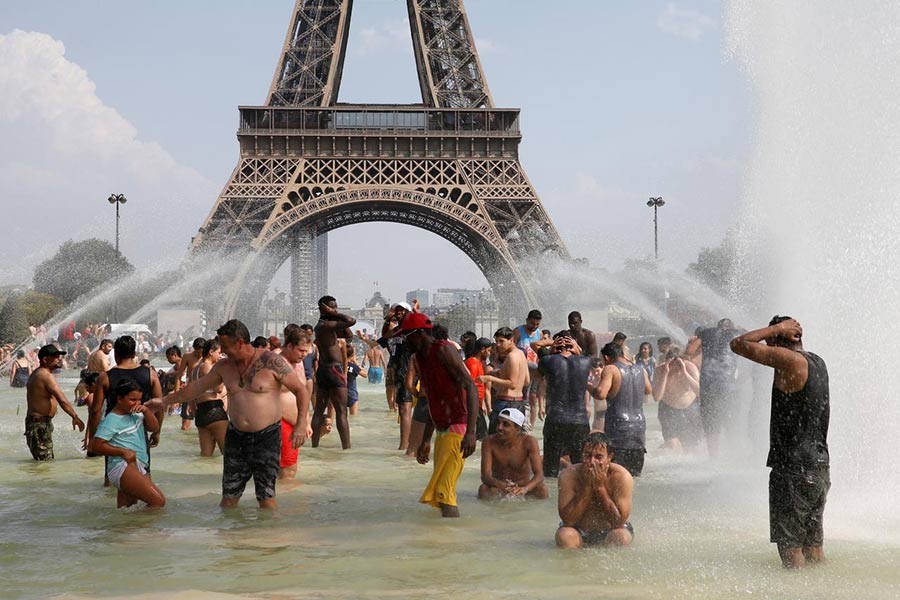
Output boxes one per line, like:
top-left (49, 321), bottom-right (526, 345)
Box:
top-left (686, 232), bottom-right (737, 296)
top-left (0, 293), bottom-right (29, 344)
top-left (20, 291), bottom-right (65, 327)
top-left (33, 239), bottom-right (133, 304)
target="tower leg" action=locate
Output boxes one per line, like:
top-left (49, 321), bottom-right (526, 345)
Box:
top-left (289, 227), bottom-right (328, 324)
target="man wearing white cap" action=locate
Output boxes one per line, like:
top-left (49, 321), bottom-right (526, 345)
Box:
top-left (479, 407), bottom-right (547, 500)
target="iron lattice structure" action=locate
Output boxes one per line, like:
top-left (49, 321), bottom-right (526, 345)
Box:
top-left (191, 0), bottom-right (569, 323)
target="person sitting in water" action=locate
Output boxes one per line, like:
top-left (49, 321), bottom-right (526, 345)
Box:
top-left (555, 432), bottom-right (634, 549)
top-left (90, 379), bottom-right (166, 508)
top-left (478, 407), bottom-right (547, 500)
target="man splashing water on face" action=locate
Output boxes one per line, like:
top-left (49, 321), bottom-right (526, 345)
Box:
top-left (731, 316), bottom-right (830, 569)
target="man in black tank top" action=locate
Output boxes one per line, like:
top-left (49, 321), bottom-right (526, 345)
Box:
top-left (731, 316), bottom-right (830, 569)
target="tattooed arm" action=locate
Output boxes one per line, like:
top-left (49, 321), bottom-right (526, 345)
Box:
top-left (264, 351), bottom-right (310, 446)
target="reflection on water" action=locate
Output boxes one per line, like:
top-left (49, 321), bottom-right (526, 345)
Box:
top-left (2, 378), bottom-right (899, 599)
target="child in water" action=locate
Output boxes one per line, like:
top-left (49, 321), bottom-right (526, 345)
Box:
top-left (90, 379), bottom-right (166, 508)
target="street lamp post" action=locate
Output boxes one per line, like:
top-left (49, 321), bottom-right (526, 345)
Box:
top-left (107, 193), bottom-right (127, 254)
top-left (646, 196), bottom-right (665, 260)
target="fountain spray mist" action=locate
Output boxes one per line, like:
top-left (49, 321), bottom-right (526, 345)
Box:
top-left (726, 1), bottom-right (900, 518)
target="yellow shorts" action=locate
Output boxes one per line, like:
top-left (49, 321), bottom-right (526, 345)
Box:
top-left (420, 430), bottom-right (465, 508)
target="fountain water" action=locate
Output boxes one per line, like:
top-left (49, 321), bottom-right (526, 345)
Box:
top-left (725, 1), bottom-right (900, 519)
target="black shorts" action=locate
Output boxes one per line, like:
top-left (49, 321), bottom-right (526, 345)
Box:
top-left (611, 447), bottom-right (645, 477)
top-left (699, 378), bottom-right (735, 435)
top-left (222, 422), bottom-right (281, 501)
top-left (412, 397), bottom-right (430, 423)
top-left (560, 521), bottom-right (635, 546)
top-left (658, 402), bottom-right (702, 446)
top-left (769, 465), bottom-right (830, 547)
top-left (316, 363), bottom-right (347, 390)
top-left (195, 400), bottom-right (228, 428)
top-left (542, 421), bottom-right (590, 478)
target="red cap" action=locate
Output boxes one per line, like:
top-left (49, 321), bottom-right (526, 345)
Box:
top-left (396, 312), bottom-right (433, 335)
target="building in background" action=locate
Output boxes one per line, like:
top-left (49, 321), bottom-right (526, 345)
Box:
top-left (405, 289), bottom-right (430, 307)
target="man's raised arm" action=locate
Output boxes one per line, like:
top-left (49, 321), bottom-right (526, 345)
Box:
top-left (730, 319), bottom-right (807, 371)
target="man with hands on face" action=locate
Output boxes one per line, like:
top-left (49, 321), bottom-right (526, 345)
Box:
top-left (730, 316), bottom-right (830, 569)
top-left (556, 432), bottom-right (634, 548)
top-left (401, 312), bottom-right (479, 518)
top-left (146, 319), bottom-right (309, 510)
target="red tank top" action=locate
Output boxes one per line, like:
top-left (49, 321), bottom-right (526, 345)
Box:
top-left (420, 340), bottom-right (467, 430)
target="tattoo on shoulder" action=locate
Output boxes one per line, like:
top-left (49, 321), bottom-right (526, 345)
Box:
top-left (263, 352), bottom-right (293, 380)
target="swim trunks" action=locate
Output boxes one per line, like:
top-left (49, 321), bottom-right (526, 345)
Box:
top-left (316, 363), bottom-right (347, 390)
top-left (24, 415), bottom-right (54, 461)
top-left (367, 366), bottom-right (384, 384)
top-left (542, 421), bottom-right (590, 477)
top-left (107, 459), bottom-right (148, 490)
top-left (658, 402), bottom-right (702, 447)
top-left (412, 396), bottom-right (430, 423)
top-left (420, 429), bottom-right (466, 509)
top-left (559, 521), bottom-right (635, 546)
top-left (222, 421), bottom-right (281, 501)
top-left (195, 400), bottom-right (228, 429)
top-left (280, 418), bottom-right (299, 468)
top-left (769, 465), bottom-right (830, 547)
top-left (611, 447), bottom-right (645, 477)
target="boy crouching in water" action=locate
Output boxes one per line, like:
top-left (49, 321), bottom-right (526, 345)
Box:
top-left (90, 380), bottom-right (166, 508)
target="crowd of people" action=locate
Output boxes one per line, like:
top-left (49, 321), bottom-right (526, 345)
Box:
top-left (14, 299), bottom-right (830, 567)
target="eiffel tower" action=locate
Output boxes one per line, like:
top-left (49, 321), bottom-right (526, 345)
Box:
top-left (191, 0), bottom-right (570, 323)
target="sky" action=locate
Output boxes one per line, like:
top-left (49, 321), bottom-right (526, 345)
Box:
top-left (0, 0), bottom-right (750, 308)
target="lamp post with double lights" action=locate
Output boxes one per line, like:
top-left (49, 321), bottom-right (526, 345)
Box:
top-left (107, 193), bottom-right (127, 255)
top-left (646, 196), bottom-right (665, 260)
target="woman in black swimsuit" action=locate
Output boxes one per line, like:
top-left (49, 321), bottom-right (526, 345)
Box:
top-left (192, 339), bottom-right (229, 456)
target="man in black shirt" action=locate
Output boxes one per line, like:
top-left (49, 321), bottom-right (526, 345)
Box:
top-left (731, 316), bottom-right (830, 569)
top-left (539, 331), bottom-right (592, 477)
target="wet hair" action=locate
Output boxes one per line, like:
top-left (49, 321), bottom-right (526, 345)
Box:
top-left (657, 337), bottom-right (672, 346)
top-left (202, 338), bottom-right (220, 358)
top-left (284, 323), bottom-right (301, 338)
top-left (590, 357), bottom-right (604, 369)
top-left (769, 315), bottom-right (793, 327)
top-left (601, 342), bottom-right (623, 360)
top-left (665, 346), bottom-right (684, 361)
top-left (568, 311), bottom-right (582, 321)
top-left (139, 359), bottom-right (151, 367)
top-left (284, 328), bottom-right (311, 347)
top-left (493, 326), bottom-right (514, 340)
top-left (583, 432), bottom-right (612, 453)
top-left (526, 309), bottom-right (542, 321)
top-left (217, 319), bottom-right (251, 344)
top-left (114, 378), bottom-right (142, 400)
top-left (251, 336), bottom-right (269, 348)
top-left (165, 345), bottom-right (182, 358)
top-left (100, 339), bottom-right (113, 347)
top-left (16, 349), bottom-right (24, 358)
top-left (346, 345), bottom-right (355, 357)
top-left (613, 332), bottom-right (627, 342)
top-left (192, 337), bottom-right (206, 350)
top-left (432, 323), bottom-right (450, 341)
top-left (318, 295), bottom-right (337, 307)
top-left (553, 329), bottom-right (573, 340)
top-left (460, 331), bottom-right (477, 357)
top-left (83, 371), bottom-right (100, 387)
top-left (299, 323), bottom-right (314, 333)
top-left (718, 318), bottom-right (734, 329)
top-left (268, 336), bottom-right (281, 350)
top-left (638, 342), bottom-right (653, 357)
top-left (113, 336), bottom-right (136, 360)
top-left (541, 329), bottom-right (551, 336)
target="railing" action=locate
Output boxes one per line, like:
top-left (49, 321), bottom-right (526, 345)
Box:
top-left (238, 106), bottom-right (520, 135)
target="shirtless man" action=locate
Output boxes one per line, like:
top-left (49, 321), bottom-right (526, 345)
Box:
top-left (87, 339), bottom-right (113, 373)
top-left (479, 407), bottom-right (547, 500)
top-left (25, 345), bottom-right (85, 461)
top-left (312, 296), bottom-right (356, 449)
top-left (568, 312), bottom-right (598, 358)
top-left (364, 342), bottom-right (385, 385)
top-left (556, 432), bottom-right (634, 548)
top-left (652, 347), bottom-right (703, 451)
top-left (147, 319), bottom-right (309, 509)
top-left (279, 325), bottom-right (314, 479)
top-left (174, 337), bottom-right (206, 430)
top-left (479, 326), bottom-right (529, 434)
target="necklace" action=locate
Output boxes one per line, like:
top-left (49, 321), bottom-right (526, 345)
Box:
top-left (237, 351), bottom-right (258, 388)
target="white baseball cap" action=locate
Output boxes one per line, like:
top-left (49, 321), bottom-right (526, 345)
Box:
top-left (498, 407), bottom-right (526, 428)
top-left (393, 302), bottom-right (412, 311)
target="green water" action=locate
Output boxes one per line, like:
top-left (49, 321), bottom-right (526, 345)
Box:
top-left (2, 373), bottom-right (899, 599)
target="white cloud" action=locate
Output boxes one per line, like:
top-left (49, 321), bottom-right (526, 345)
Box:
top-left (355, 19), bottom-right (412, 57)
top-left (0, 30), bottom-right (217, 284)
top-left (656, 3), bottom-right (716, 42)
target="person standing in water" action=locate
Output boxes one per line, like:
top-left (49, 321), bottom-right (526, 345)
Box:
top-left (568, 311), bottom-right (598, 358)
top-left (480, 327), bottom-right (529, 433)
top-left (10, 349), bottom-right (31, 387)
top-left (148, 319), bottom-right (309, 509)
top-left (87, 339), bottom-right (113, 374)
top-left (192, 339), bottom-right (229, 456)
top-left (730, 316), bottom-right (830, 569)
top-left (513, 309), bottom-right (543, 428)
top-left (312, 296), bottom-right (356, 449)
top-left (174, 337), bottom-right (206, 430)
top-left (279, 325), bottom-right (313, 479)
top-left (24, 345), bottom-right (85, 461)
top-left (403, 312), bottom-right (479, 518)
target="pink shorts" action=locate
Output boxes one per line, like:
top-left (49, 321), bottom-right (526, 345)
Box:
top-left (280, 419), bottom-right (299, 468)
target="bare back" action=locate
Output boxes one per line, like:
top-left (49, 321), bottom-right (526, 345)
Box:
top-left (87, 350), bottom-right (109, 373)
